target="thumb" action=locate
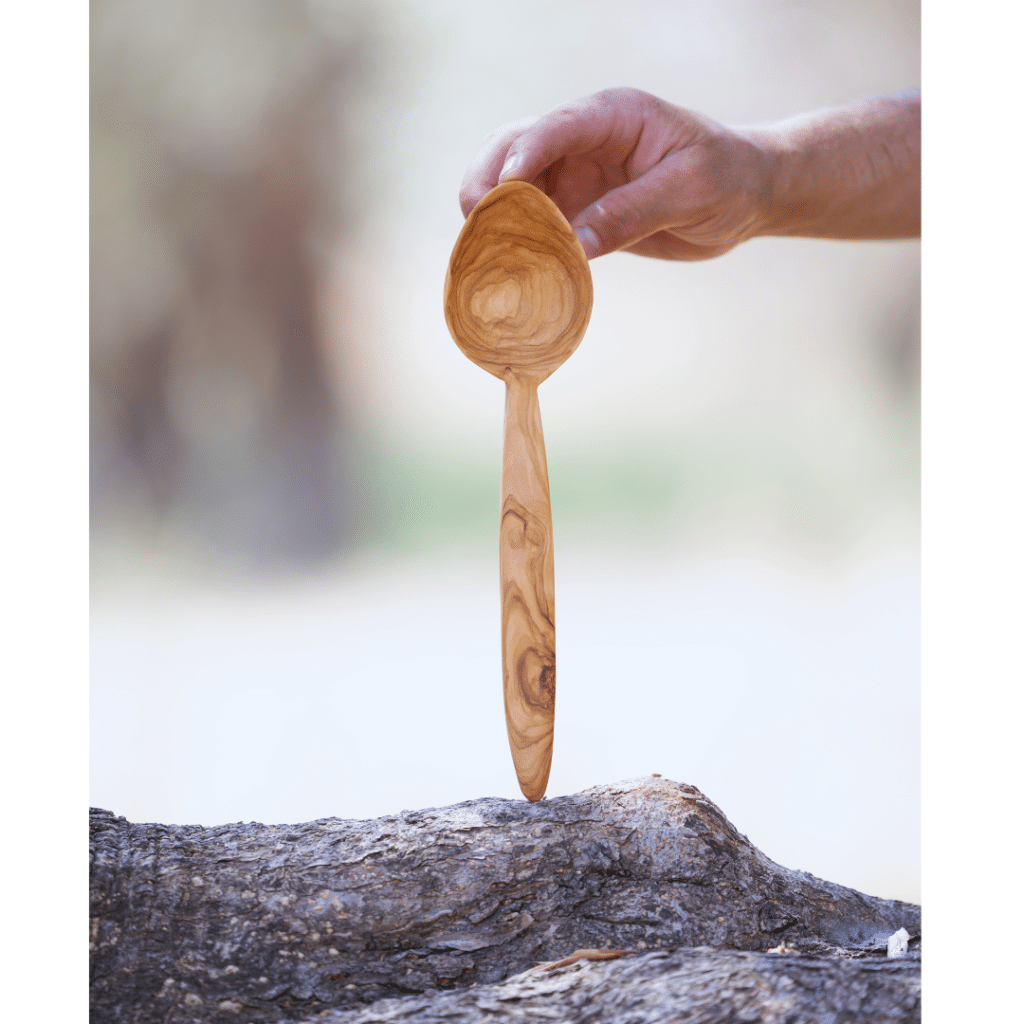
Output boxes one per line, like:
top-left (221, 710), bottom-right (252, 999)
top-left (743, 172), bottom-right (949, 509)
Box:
top-left (570, 162), bottom-right (683, 258)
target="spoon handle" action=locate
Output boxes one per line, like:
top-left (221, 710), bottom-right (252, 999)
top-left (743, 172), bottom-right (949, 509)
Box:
top-left (500, 374), bottom-right (556, 801)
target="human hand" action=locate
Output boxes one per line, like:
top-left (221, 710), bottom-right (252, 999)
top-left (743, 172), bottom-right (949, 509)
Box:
top-left (460, 88), bottom-right (920, 259)
top-left (459, 88), bottom-right (771, 261)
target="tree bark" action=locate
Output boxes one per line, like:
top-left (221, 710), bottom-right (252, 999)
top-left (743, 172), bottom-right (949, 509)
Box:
top-left (90, 776), bottom-right (920, 1023)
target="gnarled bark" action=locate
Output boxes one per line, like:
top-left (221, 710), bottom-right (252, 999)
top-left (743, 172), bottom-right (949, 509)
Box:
top-left (313, 947), bottom-right (920, 1024)
top-left (90, 776), bottom-right (920, 1023)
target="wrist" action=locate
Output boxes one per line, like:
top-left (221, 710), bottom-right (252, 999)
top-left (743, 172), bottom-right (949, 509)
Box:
top-left (733, 124), bottom-right (805, 238)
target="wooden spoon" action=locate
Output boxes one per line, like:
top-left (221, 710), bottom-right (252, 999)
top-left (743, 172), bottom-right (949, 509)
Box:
top-left (444, 180), bottom-right (593, 801)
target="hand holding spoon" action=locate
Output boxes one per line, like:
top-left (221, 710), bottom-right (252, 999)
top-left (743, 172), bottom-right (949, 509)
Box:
top-left (444, 181), bottom-right (593, 800)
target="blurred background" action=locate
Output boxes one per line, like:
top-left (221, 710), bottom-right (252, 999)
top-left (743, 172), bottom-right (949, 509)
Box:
top-left (90, 0), bottom-right (920, 902)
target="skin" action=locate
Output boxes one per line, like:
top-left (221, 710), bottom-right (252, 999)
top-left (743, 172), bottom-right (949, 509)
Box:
top-left (459, 87), bottom-right (920, 261)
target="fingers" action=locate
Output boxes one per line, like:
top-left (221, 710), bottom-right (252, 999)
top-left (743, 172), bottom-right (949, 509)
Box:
top-left (568, 153), bottom-right (692, 258)
top-left (458, 90), bottom-right (739, 260)
top-left (622, 233), bottom-right (735, 262)
top-left (460, 89), bottom-right (659, 218)
top-left (496, 89), bottom-right (647, 189)
top-left (460, 117), bottom-right (538, 217)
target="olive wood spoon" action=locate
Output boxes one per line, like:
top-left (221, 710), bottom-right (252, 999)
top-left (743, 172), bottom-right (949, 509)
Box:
top-left (444, 180), bottom-right (593, 801)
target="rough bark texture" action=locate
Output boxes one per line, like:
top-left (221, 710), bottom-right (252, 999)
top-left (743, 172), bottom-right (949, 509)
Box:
top-left (90, 776), bottom-right (921, 1023)
top-left (313, 948), bottom-right (921, 1023)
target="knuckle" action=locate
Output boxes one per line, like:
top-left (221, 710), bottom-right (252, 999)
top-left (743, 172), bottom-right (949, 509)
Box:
top-left (485, 116), bottom-right (536, 144)
top-left (595, 86), bottom-right (656, 111)
top-left (591, 200), bottom-right (635, 246)
top-left (458, 185), bottom-right (480, 215)
top-left (547, 99), bottom-right (587, 126)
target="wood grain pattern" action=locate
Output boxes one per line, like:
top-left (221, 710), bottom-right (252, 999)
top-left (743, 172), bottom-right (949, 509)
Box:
top-left (444, 181), bottom-right (592, 383)
top-left (500, 376), bottom-right (555, 799)
top-left (444, 181), bottom-right (593, 801)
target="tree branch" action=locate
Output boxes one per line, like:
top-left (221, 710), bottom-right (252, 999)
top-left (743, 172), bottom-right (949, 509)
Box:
top-left (90, 776), bottom-right (920, 1023)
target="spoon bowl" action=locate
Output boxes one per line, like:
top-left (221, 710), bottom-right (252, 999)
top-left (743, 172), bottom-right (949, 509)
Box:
top-left (444, 181), bottom-right (593, 801)
top-left (445, 180), bottom-right (592, 384)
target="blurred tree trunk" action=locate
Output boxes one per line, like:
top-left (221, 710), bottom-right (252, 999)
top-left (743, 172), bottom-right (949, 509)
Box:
top-left (90, 777), bottom-right (920, 1023)
top-left (90, 2), bottom-right (376, 567)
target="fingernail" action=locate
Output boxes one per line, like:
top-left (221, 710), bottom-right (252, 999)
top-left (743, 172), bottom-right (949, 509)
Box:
top-left (574, 225), bottom-right (600, 257)
top-left (499, 153), bottom-right (521, 180)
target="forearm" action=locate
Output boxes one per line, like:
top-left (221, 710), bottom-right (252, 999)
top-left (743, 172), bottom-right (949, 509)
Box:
top-left (742, 92), bottom-right (920, 240)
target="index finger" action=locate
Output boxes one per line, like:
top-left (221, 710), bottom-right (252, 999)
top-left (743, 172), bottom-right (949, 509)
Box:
top-left (495, 89), bottom-right (648, 189)
top-left (459, 117), bottom-right (538, 217)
